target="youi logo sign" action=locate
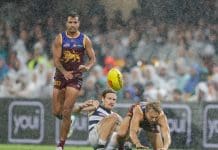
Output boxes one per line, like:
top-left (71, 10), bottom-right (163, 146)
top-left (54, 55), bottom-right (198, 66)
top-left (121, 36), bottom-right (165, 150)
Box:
top-left (162, 104), bottom-right (192, 147)
top-left (203, 104), bottom-right (218, 148)
top-left (8, 101), bottom-right (44, 144)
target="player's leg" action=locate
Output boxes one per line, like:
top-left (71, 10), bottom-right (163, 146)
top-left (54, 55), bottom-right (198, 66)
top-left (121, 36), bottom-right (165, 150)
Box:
top-left (56, 86), bottom-right (80, 150)
top-left (52, 87), bottom-right (65, 120)
top-left (106, 116), bottom-right (131, 149)
top-left (117, 116), bottom-right (131, 139)
top-left (89, 125), bottom-right (100, 149)
top-left (146, 131), bottom-right (164, 150)
top-left (60, 86), bottom-right (80, 140)
top-left (97, 113), bottom-right (120, 147)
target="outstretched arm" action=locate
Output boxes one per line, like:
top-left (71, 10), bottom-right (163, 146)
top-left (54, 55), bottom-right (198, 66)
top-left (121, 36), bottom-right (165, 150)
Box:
top-left (129, 105), bottom-right (149, 149)
top-left (72, 100), bottom-right (99, 113)
top-left (158, 114), bottom-right (171, 150)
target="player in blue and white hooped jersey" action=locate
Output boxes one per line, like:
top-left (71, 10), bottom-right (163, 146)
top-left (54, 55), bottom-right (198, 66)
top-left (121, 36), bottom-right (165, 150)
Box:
top-left (69, 89), bottom-right (122, 149)
top-left (87, 89), bottom-right (122, 150)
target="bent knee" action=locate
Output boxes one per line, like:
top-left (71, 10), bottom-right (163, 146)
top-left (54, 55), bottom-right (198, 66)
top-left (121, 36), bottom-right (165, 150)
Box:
top-left (117, 130), bottom-right (127, 139)
top-left (98, 114), bottom-right (120, 129)
top-left (62, 108), bottom-right (72, 118)
top-left (111, 113), bottom-right (120, 119)
top-left (108, 114), bottom-right (120, 123)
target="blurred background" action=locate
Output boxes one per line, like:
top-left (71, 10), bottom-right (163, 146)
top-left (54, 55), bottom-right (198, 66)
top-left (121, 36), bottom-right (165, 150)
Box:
top-left (0, 0), bottom-right (218, 149)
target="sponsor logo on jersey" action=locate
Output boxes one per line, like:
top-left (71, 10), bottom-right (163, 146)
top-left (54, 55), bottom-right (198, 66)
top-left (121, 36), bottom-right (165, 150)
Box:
top-left (73, 44), bottom-right (83, 48)
top-left (63, 50), bottom-right (80, 63)
top-left (63, 43), bottom-right (70, 48)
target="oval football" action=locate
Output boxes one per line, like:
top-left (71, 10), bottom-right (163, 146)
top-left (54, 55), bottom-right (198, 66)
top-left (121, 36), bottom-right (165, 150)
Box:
top-left (107, 68), bottom-right (123, 91)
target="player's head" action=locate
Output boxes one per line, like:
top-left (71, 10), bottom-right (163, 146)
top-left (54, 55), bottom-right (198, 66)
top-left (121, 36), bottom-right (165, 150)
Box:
top-left (66, 11), bottom-right (80, 34)
top-left (145, 102), bottom-right (162, 123)
top-left (101, 89), bottom-right (117, 110)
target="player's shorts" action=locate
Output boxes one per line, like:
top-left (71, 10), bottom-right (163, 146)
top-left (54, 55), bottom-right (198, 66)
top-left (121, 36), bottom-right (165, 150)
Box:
top-left (88, 125), bottom-right (99, 148)
top-left (54, 76), bottom-right (83, 90)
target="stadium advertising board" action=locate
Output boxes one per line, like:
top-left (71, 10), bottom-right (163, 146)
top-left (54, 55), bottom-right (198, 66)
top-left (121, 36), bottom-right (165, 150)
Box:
top-left (8, 101), bottom-right (44, 144)
top-left (203, 104), bottom-right (218, 148)
top-left (162, 104), bottom-right (192, 148)
top-left (1, 99), bottom-right (218, 149)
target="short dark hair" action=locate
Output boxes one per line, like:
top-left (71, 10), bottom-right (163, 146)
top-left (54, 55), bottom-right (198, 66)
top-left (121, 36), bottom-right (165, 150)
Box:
top-left (67, 11), bottom-right (79, 19)
top-left (146, 102), bottom-right (162, 114)
top-left (101, 89), bottom-right (116, 98)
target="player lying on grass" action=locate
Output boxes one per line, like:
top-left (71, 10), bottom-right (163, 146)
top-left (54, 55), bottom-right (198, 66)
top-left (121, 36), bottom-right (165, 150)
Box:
top-left (106, 101), bottom-right (171, 150)
top-left (71, 89), bottom-right (122, 150)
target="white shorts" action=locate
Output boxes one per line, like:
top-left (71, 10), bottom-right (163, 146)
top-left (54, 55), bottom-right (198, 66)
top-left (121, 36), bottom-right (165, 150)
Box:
top-left (88, 125), bottom-right (99, 147)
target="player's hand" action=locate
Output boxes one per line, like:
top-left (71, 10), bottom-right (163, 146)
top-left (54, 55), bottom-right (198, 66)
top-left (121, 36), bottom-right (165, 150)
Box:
top-left (63, 71), bottom-right (74, 80)
top-left (78, 65), bottom-right (89, 72)
top-left (79, 101), bottom-right (91, 109)
top-left (157, 148), bottom-right (167, 150)
top-left (127, 103), bottom-right (138, 117)
top-left (135, 143), bottom-right (149, 149)
top-left (82, 100), bottom-right (97, 108)
top-left (79, 100), bottom-right (99, 112)
top-left (91, 100), bottom-right (99, 108)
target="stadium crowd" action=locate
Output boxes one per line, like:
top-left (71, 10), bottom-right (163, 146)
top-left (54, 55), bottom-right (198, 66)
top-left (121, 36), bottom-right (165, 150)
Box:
top-left (0, 8), bottom-right (217, 103)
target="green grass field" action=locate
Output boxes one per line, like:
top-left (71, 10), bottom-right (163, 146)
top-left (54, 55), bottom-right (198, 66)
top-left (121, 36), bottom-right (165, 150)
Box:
top-left (0, 144), bottom-right (183, 150)
top-left (0, 144), bottom-right (91, 150)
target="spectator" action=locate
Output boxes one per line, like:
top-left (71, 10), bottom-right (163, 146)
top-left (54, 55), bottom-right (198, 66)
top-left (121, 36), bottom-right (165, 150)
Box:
top-left (12, 30), bottom-right (29, 66)
top-left (174, 58), bottom-right (190, 92)
top-left (184, 64), bottom-right (201, 97)
top-left (171, 89), bottom-right (183, 102)
top-left (129, 66), bottom-right (145, 86)
top-left (0, 36), bottom-right (9, 60)
top-left (0, 56), bottom-right (9, 82)
top-left (103, 56), bottom-right (116, 75)
top-left (188, 82), bottom-right (208, 102)
top-left (143, 81), bottom-right (158, 101)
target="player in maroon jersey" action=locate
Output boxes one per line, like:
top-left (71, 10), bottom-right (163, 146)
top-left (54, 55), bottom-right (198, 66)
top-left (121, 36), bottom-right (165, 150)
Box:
top-left (52, 11), bottom-right (96, 150)
top-left (106, 102), bottom-right (171, 150)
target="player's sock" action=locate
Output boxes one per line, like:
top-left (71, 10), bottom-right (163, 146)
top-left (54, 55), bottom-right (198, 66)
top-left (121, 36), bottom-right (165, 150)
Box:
top-left (95, 139), bottom-right (107, 150)
top-left (56, 114), bottom-right (63, 120)
top-left (57, 139), bottom-right (65, 149)
top-left (67, 115), bottom-right (76, 138)
top-left (105, 132), bottom-right (118, 150)
top-left (95, 144), bottom-right (105, 150)
top-left (95, 139), bottom-right (106, 150)
top-left (98, 138), bottom-right (107, 145)
top-left (124, 141), bottom-right (132, 150)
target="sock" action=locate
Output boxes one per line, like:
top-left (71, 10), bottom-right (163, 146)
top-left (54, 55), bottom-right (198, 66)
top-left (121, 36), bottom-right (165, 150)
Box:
top-left (98, 138), bottom-right (107, 146)
top-left (56, 114), bottom-right (63, 120)
top-left (95, 139), bottom-right (106, 150)
top-left (57, 139), bottom-right (65, 148)
top-left (106, 132), bottom-right (118, 150)
top-left (95, 144), bottom-right (105, 150)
